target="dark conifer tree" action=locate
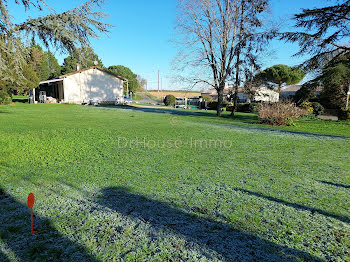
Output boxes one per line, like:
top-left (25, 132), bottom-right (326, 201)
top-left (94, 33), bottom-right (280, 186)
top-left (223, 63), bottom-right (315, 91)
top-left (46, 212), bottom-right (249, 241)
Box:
top-left (282, 1), bottom-right (350, 70)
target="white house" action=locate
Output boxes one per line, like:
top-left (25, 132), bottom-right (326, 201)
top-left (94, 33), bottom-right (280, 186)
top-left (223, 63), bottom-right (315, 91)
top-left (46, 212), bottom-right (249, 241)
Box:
top-left (33, 66), bottom-right (127, 104)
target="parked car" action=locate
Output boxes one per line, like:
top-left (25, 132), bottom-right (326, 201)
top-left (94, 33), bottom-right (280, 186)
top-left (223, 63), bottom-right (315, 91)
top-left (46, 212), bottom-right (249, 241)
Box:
top-left (82, 99), bottom-right (99, 106)
top-left (123, 96), bottom-right (133, 105)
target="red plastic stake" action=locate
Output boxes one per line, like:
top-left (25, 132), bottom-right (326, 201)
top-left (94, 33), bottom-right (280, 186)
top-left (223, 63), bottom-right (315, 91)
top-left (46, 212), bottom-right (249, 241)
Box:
top-left (27, 193), bottom-right (36, 235)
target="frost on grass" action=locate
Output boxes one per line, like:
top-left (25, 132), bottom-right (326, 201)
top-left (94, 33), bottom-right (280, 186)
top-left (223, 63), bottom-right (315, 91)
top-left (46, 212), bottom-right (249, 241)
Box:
top-left (2, 183), bottom-right (330, 261)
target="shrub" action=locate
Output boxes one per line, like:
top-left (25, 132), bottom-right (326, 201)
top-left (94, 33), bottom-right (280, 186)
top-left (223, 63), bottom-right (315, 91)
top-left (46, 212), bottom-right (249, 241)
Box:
top-left (226, 102), bottom-right (234, 111)
top-left (311, 102), bottom-right (324, 116)
top-left (248, 103), bottom-right (259, 113)
top-left (226, 102), bottom-right (259, 113)
top-left (163, 95), bottom-right (176, 106)
top-left (0, 90), bottom-right (11, 105)
top-left (338, 108), bottom-right (350, 121)
top-left (207, 101), bottom-right (217, 110)
top-left (258, 102), bottom-right (307, 126)
top-left (300, 102), bottom-right (314, 114)
top-left (208, 101), bottom-right (227, 110)
top-left (302, 114), bottom-right (318, 120)
top-left (237, 103), bottom-right (250, 112)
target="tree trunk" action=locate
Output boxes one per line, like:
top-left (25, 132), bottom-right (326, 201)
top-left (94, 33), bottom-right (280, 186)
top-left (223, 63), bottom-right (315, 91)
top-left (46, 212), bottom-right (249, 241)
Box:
top-left (278, 83), bottom-right (282, 93)
top-left (231, 88), bottom-right (239, 116)
top-left (231, 1), bottom-right (244, 117)
top-left (217, 86), bottom-right (224, 116)
top-left (346, 84), bottom-right (350, 109)
top-left (231, 59), bottom-right (240, 116)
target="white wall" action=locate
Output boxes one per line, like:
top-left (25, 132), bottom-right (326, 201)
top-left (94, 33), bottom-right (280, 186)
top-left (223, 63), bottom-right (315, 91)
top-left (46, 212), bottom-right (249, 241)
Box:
top-left (63, 68), bottom-right (124, 104)
top-left (254, 87), bottom-right (279, 102)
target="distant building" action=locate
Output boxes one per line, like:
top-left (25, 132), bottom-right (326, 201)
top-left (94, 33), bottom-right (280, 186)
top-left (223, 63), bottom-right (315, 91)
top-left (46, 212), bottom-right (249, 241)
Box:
top-left (280, 85), bottom-right (323, 100)
top-left (201, 85), bottom-right (279, 103)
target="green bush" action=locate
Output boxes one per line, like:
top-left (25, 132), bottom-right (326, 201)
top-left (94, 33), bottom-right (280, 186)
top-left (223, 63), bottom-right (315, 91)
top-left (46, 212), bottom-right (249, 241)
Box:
top-left (338, 108), bottom-right (350, 121)
top-left (226, 103), bottom-right (259, 113)
top-left (207, 101), bottom-right (227, 110)
top-left (302, 114), bottom-right (318, 120)
top-left (0, 90), bottom-right (11, 105)
top-left (225, 102), bottom-right (234, 111)
top-left (300, 102), bottom-right (314, 114)
top-left (163, 95), bottom-right (176, 106)
top-left (237, 103), bottom-right (249, 112)
top-left (248, 103), bottom-right (259, 113)
top-left (311, 102), bottom-right (324, 116)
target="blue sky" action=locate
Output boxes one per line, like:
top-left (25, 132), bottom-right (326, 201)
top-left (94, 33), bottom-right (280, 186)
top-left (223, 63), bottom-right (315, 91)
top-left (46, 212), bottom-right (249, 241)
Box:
top-left (9, 0), bottom-right (333, 90)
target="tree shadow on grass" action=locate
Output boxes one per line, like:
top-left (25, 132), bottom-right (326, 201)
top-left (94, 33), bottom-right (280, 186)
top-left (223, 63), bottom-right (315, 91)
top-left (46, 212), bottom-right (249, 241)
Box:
top-left (11, 99), bottom-right (28, 103)
top-left (100, 104), bottom-right (218, 117)
top-left (106, 105), bottom-right (260, 123)
top-left (100, 105), bottom-right (350, 139)
top-left (232, 188), bottom-right (349, 223)
top-left (0, 188), bottom-right (98, 262)
top-left (317, 180), bottom-right (350, 189)
top-left (221, 112), bottom-right (259, 123)
top-left (96, 186), bottom-right (322, 262)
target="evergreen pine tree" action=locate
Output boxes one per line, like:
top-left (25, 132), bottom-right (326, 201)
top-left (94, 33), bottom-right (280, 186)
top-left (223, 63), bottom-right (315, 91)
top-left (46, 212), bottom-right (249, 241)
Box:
top-left (282, 0), bottom-right (350, 70)
top-left (0, 0), bottom-right (111, 101)
top-left (61, 47), bottom-right (104, 75)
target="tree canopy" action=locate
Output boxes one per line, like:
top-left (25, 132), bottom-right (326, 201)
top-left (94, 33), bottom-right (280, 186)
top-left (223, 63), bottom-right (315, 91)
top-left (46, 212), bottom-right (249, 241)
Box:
top-left (61, 47), bottom-right (104, 75)
top-left (281, 0), bottom-right (350, 71)
top-left (0, 37), bottom-right (40, 100)
top-left (0, 0), bottom-right (111, 102)
top-left (47, 51), bottom-right (61, 80)
top-left (27, 43), bottom-right (50, 81)
top-left (0, 0), bottom-right (111, 55)
top-left (108, 65), bottom-right (140, 95)
top-left (256, 64), bottom-right (305, 93)
top-left (296, 54), bottom-right (350, 108)
top-left (283, 1), bottom-right (350, 109)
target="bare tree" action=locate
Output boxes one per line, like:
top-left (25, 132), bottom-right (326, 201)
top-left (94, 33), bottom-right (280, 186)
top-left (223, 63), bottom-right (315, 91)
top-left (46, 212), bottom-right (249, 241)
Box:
top-left (175, 0), bottom-right (270, 116)
top-left (137, 75), bottom-right (148, 91)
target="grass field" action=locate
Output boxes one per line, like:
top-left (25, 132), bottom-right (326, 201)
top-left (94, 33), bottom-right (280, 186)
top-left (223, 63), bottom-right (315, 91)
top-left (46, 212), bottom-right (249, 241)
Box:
top-left (11, 95), bottom-right (29, 99)
top-left (0, 103), bottom-right (349, 261)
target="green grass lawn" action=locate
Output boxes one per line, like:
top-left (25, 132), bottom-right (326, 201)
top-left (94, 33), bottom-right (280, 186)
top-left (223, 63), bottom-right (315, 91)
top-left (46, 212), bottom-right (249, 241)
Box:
top-left (0, 103), bottom-right (349, 261)
top-left (161, 108), bottom-right (350, 138)
top-left (11, 95), bottom-right (28, 99)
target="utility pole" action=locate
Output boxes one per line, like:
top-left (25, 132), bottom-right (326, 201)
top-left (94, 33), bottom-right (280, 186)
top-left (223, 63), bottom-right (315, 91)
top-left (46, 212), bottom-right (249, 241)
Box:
top-left (158, 70), bottom-right (160, 93)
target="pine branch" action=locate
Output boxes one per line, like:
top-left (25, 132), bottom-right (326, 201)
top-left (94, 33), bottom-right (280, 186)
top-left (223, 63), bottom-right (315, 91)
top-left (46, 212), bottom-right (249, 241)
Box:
top-left (281, 0), bottom-right (350, 71)
top-left (4, 0), bottom-right (111, 53)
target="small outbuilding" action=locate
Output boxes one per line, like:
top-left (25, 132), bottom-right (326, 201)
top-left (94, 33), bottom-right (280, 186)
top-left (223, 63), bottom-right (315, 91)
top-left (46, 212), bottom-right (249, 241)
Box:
top-left (33, 66), bottom-right (127, 104)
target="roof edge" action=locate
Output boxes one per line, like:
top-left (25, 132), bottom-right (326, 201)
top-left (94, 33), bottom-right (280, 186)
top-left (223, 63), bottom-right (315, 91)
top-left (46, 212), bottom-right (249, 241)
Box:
top-left (59, 66), bottom-right (128, 81)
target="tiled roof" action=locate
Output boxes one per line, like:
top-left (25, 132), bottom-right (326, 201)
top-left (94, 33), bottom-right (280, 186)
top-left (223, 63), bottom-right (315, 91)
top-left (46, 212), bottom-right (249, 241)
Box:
top-left (281, 85), bottom-right (302, 92)
top-left (281, 85), bottom-right (324, 93)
